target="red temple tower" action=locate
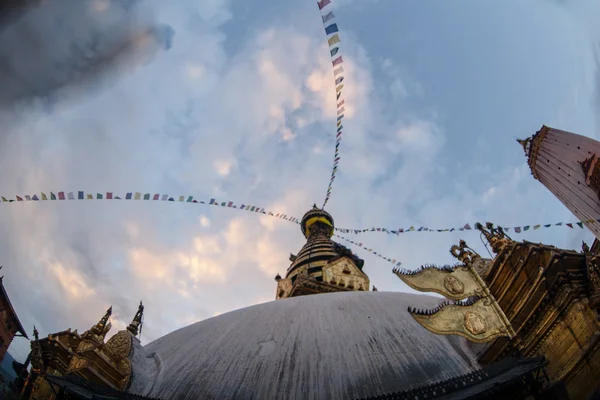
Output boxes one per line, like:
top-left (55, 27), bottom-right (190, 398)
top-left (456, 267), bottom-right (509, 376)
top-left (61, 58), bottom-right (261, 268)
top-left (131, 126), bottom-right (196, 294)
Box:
top-left (0, 273), bottom-right (28, 362)
top-left (519, 125), bottom-right (600, 239)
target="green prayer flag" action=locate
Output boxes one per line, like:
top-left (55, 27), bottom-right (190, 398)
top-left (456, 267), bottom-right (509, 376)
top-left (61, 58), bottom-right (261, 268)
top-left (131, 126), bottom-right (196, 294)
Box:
top-left (143, 193), bottom-right (150, 200)
top-left (50, 192), bottom-right (56, 200)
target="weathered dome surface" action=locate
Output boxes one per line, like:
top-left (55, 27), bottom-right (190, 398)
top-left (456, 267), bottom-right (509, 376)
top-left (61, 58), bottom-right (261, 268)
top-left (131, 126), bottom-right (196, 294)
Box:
top-left (132, 291), bottom-right (480, 400)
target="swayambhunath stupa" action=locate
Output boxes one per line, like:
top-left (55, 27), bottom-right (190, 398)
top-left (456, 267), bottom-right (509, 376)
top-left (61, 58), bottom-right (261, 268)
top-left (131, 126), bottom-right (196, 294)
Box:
top-left (0, 0), bottom-right (599, 399)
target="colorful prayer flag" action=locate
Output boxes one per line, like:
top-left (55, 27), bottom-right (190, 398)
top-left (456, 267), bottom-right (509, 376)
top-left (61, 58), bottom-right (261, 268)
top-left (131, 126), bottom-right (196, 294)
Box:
top-left (134, 192), bottom-right (141, 200)
top-left (86, 194), bottom-right (93, 199)
top-left (325, 24), bottom-right (339, 35)
top-left (106, 192), bottom-right (113, 200)
top-left (67, 192), bottom-right (75, 200)
top-left (77, 191), bottom-right (84, 200)
top-left (317, 0), bottom-right (331, 10)
top-left (327, 34), bottom-right (340, 47)
top-left (125, 193), bottom-right (132, 200)
top-left (332, 56), bottom-right (343, 67)
top-left (41, 193), bottom-right (48, 200)
top-left (16, 196), bottom-right (23, 201)
top-left (333, 66), bottom-right (344, 76)
top-left (97, 193), bottom-right (103, 199)
top-left (330, 47), bottom-right (339, 57)
top-left (322, 11), bottom-right (334, 23)
top-left (187, 196), bottom-right (193, 202)
top-left (153, 194), bottom-right (159, 200)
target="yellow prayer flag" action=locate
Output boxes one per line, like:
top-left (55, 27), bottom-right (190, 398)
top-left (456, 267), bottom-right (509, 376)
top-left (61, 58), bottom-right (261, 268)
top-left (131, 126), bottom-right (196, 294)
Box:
top-left (328, 34), bottom-right (340, 47)
top-left (87, 194), bottom-right (93, 199)
top-left (336, 84), bottom-right (344, 93)
top-left (134, 192), bottom-right (141, 200)
top-left (1, 197), bottom-right (6, 202)
top-left (178, 196), bottom-right (184, 202)
top-left (337, 121), bottom-right (341, 127)
top-left (533, 225), bottom-right (540, 230)
top-left (41, 193), bottom-right (48, 200)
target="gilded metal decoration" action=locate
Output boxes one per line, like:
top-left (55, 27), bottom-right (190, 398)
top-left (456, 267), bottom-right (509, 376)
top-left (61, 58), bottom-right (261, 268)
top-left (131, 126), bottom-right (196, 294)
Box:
top-left (398, 238), bottom-right (515, 343)
top-left (393, 265), bottom-right (480, 301)
top-left (408, 297), bottom-right (513, 344)
top-left (464, 311), bottom-right (487, 335)
top-left (475, 222), bottom-right (512, 254)
top-left (104, 331), bottom-right (132, 361)
top-left (127, 301), bottom-right (144, 337)
top-left (443, 275), bottom-right (465, 295)
top-left (68, 356), bottom-right (88, 372)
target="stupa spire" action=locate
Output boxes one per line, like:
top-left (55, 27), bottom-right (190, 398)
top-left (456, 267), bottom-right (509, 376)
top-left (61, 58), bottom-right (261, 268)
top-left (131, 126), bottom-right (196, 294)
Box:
top-left (274, 205), bottom-right (369, 299)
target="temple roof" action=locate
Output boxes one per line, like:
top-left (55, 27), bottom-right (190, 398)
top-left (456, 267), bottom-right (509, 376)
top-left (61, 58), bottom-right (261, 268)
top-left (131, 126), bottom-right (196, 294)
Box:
top-left (133, 291), bottom-right (481, 399)
top-left (0, 277), bottom-right (27, 338)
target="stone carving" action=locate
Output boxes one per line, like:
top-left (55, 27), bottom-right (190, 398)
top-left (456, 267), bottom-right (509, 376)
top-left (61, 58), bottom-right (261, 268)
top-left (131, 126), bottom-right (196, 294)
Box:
top-left (464, 311), bottom-right (487, 335)
top-left (444, 275), bottom-right (465, 295)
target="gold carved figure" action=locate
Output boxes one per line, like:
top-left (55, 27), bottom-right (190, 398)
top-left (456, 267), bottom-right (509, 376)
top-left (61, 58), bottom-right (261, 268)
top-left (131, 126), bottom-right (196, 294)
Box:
top-left (464, 311), bottom-right (487, 335)
top-left (443, 275), bottom-right (465, 295)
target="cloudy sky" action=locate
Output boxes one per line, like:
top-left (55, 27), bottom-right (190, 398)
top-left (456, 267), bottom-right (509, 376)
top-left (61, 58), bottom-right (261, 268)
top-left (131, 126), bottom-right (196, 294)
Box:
top-left (0, 0), bottom-right (599, 361)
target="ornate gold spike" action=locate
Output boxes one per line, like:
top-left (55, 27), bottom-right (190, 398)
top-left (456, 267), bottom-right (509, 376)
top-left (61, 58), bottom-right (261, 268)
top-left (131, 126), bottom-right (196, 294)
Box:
top-left (393, 265), bottom-right (482, 301)
top-left (408, 297), bottom-right (515, 343)
top-left (475, 222), bottom-right (513, 254)
top-left (127, 301), bottom-right (144, 337)
top-left (84, 306), bottom-right (113, 343)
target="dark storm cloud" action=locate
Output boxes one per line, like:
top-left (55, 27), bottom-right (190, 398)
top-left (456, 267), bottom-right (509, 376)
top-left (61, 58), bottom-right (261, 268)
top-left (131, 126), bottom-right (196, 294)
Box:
top-left (0, 0), bottom-right (173, 115)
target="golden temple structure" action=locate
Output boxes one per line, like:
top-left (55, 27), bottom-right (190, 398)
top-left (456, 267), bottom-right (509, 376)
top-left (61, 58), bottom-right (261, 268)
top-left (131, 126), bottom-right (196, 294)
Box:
top-left (274, 205), bottom-right (370, 299)
top-left (395, 222), bottom-right (600, 399)
top-left (17, 302), bottom-right (146, 399)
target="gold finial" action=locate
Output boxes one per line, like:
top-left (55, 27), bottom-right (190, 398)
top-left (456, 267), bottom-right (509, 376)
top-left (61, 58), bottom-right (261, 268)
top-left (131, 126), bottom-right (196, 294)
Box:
top-left (475, 222), bottom-right (512, 254)
top-left (127, 301), bottom-right (144, 337)
top-left (516, 137), bottom-right (531, 154)
top-left (89, 306), bottom-right (113, 339)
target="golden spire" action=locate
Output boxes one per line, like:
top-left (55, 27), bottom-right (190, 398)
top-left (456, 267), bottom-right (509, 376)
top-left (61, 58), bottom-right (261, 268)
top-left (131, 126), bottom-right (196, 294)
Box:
top-left (87, 306), bottom-right (113, 341)
top-left (127, 301), bottom-right (144, 337)
top-left (475, 222), bottom-right (513, 254)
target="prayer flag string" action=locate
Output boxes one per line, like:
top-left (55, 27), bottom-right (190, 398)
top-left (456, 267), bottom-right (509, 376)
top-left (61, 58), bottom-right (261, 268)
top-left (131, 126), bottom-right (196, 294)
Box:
top-left (335, 234), bottom-right (402, 267)
top-left (315, 0), bottom-right (346, 210)
top-left (0, 190), bottom-right (403, 266)
top-left (2, 192), bottom-right (594, 236)
top-left (333, 220), bottom-right (594, 235)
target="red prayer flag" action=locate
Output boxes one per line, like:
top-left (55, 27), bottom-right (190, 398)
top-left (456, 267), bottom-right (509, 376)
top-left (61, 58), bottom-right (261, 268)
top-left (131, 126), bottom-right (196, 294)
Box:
top-left (317, 0), bottom-right (331, 10)
top-left (58, 192), bottom-right (65, 200)
top-left (566, 223), bottom-right (574, 229)
top-left (16, 196), bottom-right (23, 201)
top-left (106, 192), bottom-right (113, 200)
top-left (332, 56), bottom-right (343, 67)
top-left (153, 194), bottom-right (159, 200)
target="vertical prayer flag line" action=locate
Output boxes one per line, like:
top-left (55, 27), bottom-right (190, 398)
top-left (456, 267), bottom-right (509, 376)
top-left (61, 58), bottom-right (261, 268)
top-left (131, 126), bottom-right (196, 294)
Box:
top-left (314, 0), bottom-right (349, 210)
